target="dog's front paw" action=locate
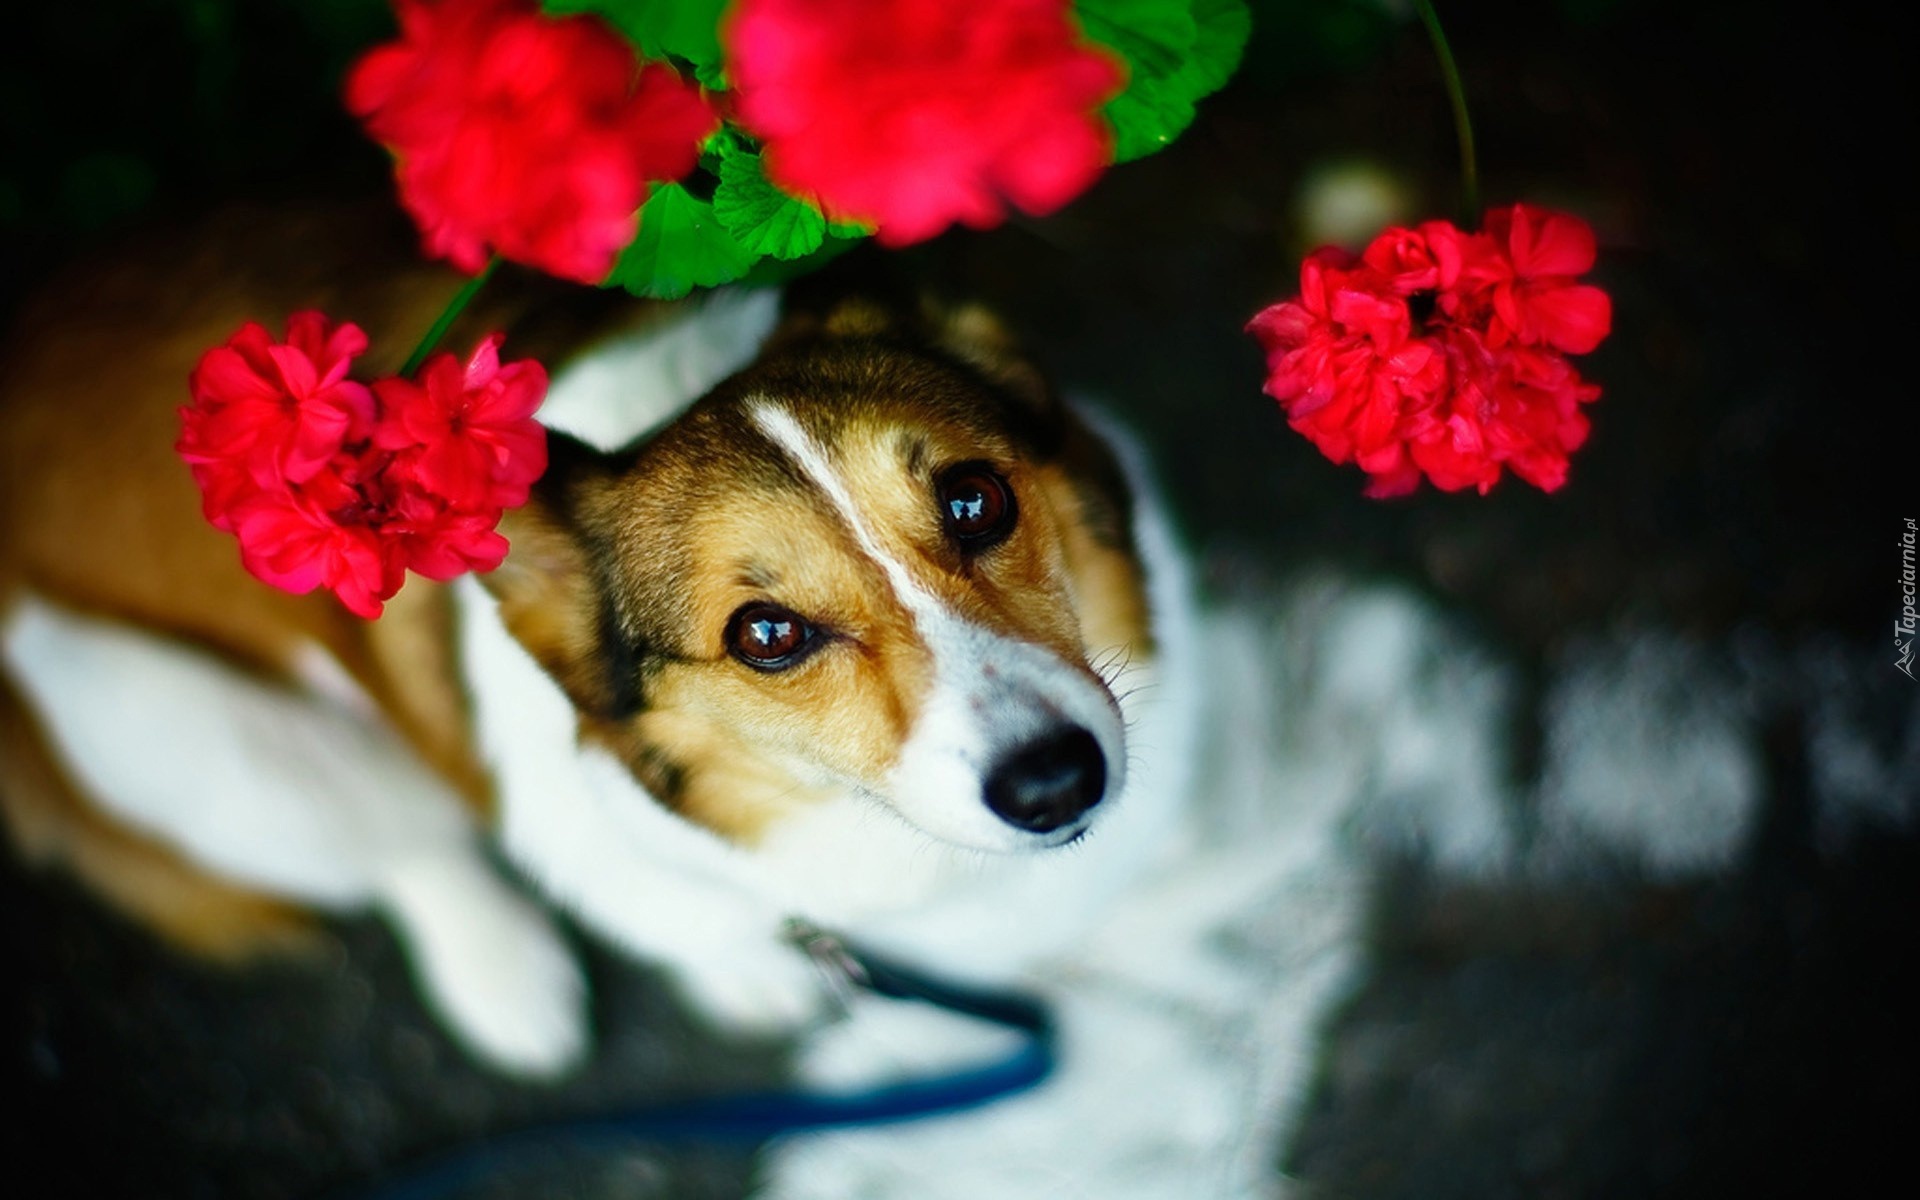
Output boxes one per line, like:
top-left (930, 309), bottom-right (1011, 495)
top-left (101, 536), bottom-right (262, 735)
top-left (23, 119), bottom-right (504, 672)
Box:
top-left (381, 855), bottom-right (590, 1079)
top-left (667, 941), bottom-right (830, 1038)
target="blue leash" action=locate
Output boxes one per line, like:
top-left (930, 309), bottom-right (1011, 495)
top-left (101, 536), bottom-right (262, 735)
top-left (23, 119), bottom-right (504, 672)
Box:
top-left (340, 929), bottom-right (1057, 1200)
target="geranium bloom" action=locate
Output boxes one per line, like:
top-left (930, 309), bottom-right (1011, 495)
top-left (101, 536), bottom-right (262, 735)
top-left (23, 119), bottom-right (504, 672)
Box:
top-left (1246, 204), bottom-right (1611, 497)
top-left (226, 454), bottom-right (408, 619)
top-left (346, 0), bottom-right (717, 283)
top-left (179, 312), bottom-right (376, 501)
top-left (726, 0), bottom-right (1124, 245)
top-left (373, 333), bottom-right (548, 509)
top-left (180, 315), bottom-right (549, 618)
top-left (1473, 204), bottom-right (1612, 354)
top-left (384, 500), bottom-right (513, 583)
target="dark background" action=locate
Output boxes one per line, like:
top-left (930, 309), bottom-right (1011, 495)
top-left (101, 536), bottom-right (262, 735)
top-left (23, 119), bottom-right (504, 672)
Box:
top-left (2, 2), bottom-right (1912, 1197)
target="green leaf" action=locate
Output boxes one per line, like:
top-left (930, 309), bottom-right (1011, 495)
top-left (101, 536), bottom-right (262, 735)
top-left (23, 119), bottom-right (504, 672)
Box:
top-left (740, 233), bottom-right (864, 288)
top-left (1182, 0), bottom-right (1252, 96)
top-left (541, 0), bottom-right (730, 75)
top-left (713, 150), bottom-right (828, 261)
top-left (608, 182), bottom-right (761, 300)
top-left (692, 57), bottom-right (730, 91)
top-left (1078, 0), bottom-right (1251, 163)
top-left (1077, 0), bottom-right (1198, 82)
top-left (826, 216), bottom-right (875, 240)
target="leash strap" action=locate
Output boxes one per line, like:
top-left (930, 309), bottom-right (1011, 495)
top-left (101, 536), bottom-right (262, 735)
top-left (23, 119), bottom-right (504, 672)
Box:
top-left (341, 930), bottom-right (1057, 1200)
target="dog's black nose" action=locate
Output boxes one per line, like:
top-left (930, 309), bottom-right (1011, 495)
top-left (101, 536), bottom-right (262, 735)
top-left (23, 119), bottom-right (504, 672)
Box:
top-left (984, 727), bottom-right (1107, 833)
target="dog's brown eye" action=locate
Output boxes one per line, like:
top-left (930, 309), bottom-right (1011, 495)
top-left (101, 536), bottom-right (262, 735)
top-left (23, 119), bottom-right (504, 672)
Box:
top-left (727, 603), bottom-right (815, 671)
top-left (938, 463), bottom-right (1016, 550)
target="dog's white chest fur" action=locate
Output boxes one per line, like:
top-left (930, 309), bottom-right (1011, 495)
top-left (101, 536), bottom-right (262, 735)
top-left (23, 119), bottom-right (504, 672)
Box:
top-left (2, 285), bottom-right (1813, 1198)
top-left (462, 288), bottom-right (1204, 1007)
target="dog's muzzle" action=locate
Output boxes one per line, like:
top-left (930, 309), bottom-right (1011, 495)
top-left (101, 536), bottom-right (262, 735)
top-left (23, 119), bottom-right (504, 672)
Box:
top-left (983, 726), bottom-right (1107, 834)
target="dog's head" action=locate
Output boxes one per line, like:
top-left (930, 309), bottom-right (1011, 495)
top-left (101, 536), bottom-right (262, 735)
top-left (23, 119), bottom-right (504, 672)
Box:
top-left (483, 294), bottom-right (1153, 854)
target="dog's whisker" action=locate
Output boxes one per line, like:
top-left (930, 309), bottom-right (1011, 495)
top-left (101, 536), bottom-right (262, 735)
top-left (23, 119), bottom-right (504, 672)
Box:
top-left (1091, 644), bottom-right (1141, 689)
top-left (9, 228), bottom-right (1209, 1176)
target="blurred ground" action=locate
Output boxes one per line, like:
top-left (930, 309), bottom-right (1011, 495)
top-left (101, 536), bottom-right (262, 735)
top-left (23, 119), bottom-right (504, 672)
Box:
top-left (2, 1), bottom-right (1912, 1198)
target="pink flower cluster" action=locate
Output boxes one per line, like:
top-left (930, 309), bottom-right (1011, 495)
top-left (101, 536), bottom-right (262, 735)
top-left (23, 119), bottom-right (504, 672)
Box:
top-left (344, 0), bottom-right (1131, 279)
top-left (178, 313), bottom-right (548, 617)
top-left (1247, 204), bottom-right (1612, 496)
top-left (346, 0), bottom-right (717, 283)
top-left (727, 0), bottom-right (1124, 245)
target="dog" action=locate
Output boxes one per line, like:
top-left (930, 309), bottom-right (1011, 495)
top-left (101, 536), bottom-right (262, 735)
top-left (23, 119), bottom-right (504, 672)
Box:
top-left (9, 205), bottom-right (1865, 1199)
top-left (0, 202), bottom-right (1198, 1089)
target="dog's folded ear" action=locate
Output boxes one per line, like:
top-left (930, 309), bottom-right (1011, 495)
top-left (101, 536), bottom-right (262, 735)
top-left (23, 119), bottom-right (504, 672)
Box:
top-left (480, 432), bottom-right (645, 721)
top-left (928, 301), bottom-right (1056, 420)
top-left (770, 243), bottom-right (916, 332)
top-left (767, 251), bottom-right (1065, 446)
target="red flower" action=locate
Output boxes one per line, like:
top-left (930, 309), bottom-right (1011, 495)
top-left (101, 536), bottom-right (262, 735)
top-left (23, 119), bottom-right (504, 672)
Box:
top-left (1246, 205), bottom-right (1611, 496)
top-left (385, 500), bottom-right (513, 582)
top-left (1244, 250), bottom-right (1448, 497)
top-left (727, 0), bottom-right (1124, 246)
top-left (180, 312), bottom-right (376, 502)
top-left (346, 0), bottom-right (718, 283)
top-left (1475, 204), bottom-right (1613, 354)
top-left (180, 317), bottom-right (549, 618)
top-left (227, 454), bottom-right (408, 620)
top-left (373, 333), bottom-right (548, 509)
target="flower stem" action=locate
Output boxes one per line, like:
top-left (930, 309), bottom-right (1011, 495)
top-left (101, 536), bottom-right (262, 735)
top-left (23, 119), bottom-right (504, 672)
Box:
top-left (401, 257), bottom-right (501, 377)
top-left (1412, 0), bottom-right (1480, 223)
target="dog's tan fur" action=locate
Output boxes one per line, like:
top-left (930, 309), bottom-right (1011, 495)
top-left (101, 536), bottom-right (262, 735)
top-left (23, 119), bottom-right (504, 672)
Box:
top-left (0, 202), bottom-right (1153, 969)
top-left (484, 296), bottom-right (1151, 845)
top-left (0, 201), bottom-right (620, 953)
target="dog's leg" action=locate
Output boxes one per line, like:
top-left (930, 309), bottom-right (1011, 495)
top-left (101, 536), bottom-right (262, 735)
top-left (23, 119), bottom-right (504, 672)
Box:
top-left (0, 669), bottom-right (317, 959)
top-left (455, 576), bottom-right (829, 1036)
top-left (1, 594), bottom-right (587, 1077)
top-left (514, 819), bottom-right (828, 1036)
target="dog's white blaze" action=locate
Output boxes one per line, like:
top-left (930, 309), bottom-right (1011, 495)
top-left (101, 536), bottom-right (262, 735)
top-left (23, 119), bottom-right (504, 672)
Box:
top-left (746, 401), bottom-right (1127, 853)
top-left (746, 402), bottom-right (945, 625)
